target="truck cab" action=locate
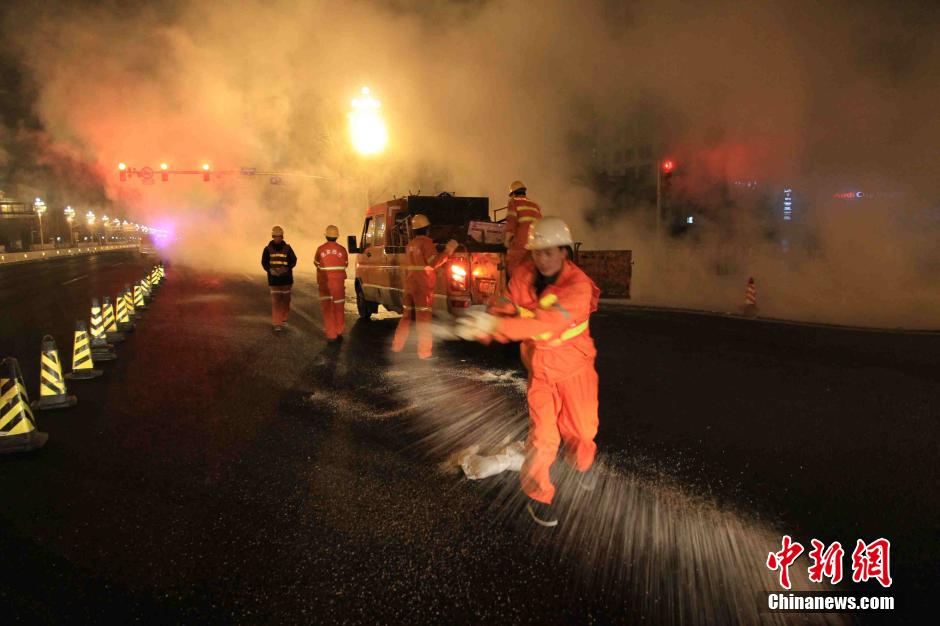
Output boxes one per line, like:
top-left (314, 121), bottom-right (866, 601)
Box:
top-left (349, 193), bottom-right (506, 320)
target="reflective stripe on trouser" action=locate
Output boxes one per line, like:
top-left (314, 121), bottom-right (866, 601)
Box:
top-left (317, 275), bottom-right (346, 339)
top-left (505, 247), bottom-right (531, 277)
top-left (391, 287), bottom-right (434, 358)
top-left (270, 285), bottom-right (291, 325)
top-left (521, 365), bottom-right (599, 504)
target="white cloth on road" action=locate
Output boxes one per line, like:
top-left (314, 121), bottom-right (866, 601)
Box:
top-left (457, 440), bottom-right (526, 480)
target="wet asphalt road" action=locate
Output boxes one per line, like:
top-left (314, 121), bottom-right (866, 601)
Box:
top-left (0, 254), bottom-right (937, 624)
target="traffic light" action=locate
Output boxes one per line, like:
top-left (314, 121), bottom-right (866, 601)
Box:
top-left (118, 162), bottom-right (127, 182)
top-left (202, 163), bottom-right (210, 182)
top-left (160, 163), bottom-right (169, 182)
top-left (660, 158), bottom-right (675, 193)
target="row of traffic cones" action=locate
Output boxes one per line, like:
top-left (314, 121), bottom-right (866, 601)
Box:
top-left (0, 263), bottom-right (166, 455)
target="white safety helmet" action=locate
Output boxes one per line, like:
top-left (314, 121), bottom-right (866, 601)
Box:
top-left (411, 214), bottom-right (430, 230)
top-left (525, 216), bottom-right (573, 250)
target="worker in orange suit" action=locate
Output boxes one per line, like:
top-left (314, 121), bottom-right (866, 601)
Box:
top-left (315, 225), bottom-right (349, 342)
top-left (503, 180), bottom-right (542, 277)
top-left (456, 217), bottom-right (600, 528)
top-left (392, 213), bottom-right (458, 359)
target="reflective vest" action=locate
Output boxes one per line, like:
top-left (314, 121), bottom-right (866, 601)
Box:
top-left (315, 241), bottom-right (349, 275)
top-left (506, 197), bottom-right (542, 249)
top-left (268, 243), bottom-right (291, 275)
top-left (515, 291), bottom-right (591, 346)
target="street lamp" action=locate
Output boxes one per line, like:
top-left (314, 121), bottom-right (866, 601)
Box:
top-left (348, 86), bottom-right (388, 156)
top-left (86, 211), bottom-right (98, 244)
top-left (64, 206), bottom-right (75, 245)
top-left (33, 197), bottom-right (47, 248)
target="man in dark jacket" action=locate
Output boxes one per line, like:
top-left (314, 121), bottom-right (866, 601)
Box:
top-left (261, 225), bottom-right (298, 332)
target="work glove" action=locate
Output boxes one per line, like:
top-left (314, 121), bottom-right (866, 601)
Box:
top-left (444, 239), bottom-right (459, 255)
top-left (455, 310), bottom-right (500, 341)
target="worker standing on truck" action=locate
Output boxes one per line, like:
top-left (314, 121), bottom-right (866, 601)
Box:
top-left (261, 225), bottom-right (298, 332)
top-left (391, 213), bottom-right (459, 359)
top-left (315, 225), bottom-right (349, 342)
top-left (455, 217), bottom-right (600, 528)
top-left (503, 180), bottom-right (542, 277)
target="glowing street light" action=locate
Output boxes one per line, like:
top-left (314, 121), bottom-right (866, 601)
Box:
top-left (64, 206), bottom-right (76, 244)
top-left (33, 197), bottom-right (47, 247)
top-left (348, 86), bottom-right (388, 156)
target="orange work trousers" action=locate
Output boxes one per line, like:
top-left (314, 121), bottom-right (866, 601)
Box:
top-left (270, 285), bottom-right (292, 326)
top-left (318, 273), bottom-right (346, 339)
top-left (505, 247), bottom-right (530, 278)
top-left (391, 284), bottom-right (434, 359)
top-left (521, 364), bottom-right (599, 504)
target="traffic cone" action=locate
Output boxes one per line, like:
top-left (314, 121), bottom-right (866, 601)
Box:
top-left (89, 299), bottom-right (117, 362)
top-left (740, 277), bottom-right (759, 315)
top-left (149, 266), bottom-right (160, 289)
top-left (158, 262), bottom-right (165, 280)
top-left (32, 335), bottom-right (77, 410)
top-left (67, 321), bottom-right (103, 380)
top-left (123, 285), bottom-right (137, 320)
top-left (133, 284), bottom-right (148, 310)
top-left (140, 277), bottom-right (153, 303)
top-left (115, 291), bottom-right (134, 332)
top-left (102, 296), bottom-right (125, 343)
top-left (0, 357), bottom-right (48, 454)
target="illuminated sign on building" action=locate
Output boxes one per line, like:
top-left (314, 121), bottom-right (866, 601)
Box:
top-left (783, 188), bottom-right (793, 221)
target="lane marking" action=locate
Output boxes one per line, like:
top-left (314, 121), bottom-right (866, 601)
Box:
top-left (61, 274), bottom-right (88, 285)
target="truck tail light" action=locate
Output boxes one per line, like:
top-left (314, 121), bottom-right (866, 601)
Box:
top-left (449, 261), bottom-right (468, 292)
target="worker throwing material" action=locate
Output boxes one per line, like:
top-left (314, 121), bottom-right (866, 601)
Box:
top-left (503, 180), bottom-right (542, 277)
top-left (315, 225), bottom-right (349, 342)
top-left (261, 225), bottom-right (298, 332)
top-left (391, 214), bottom-right (459, 359)
top-left (456, 217), bottom-right (600, 528)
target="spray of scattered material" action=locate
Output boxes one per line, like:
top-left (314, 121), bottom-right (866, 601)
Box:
top-left (384, 348), bottom-right (847, 624)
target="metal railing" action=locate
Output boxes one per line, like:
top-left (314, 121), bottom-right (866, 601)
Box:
top-left (0, 244), bottom-right (139, 265)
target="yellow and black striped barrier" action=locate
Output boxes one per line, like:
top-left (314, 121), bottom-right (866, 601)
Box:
top-left (89, 298), bottom-right (117, 361)
top-left (123, 286), bottom-right (137, 321)
top-left (102, 297), bottom-right (125, 343)
top-left (133, 284), bottom-right (147, 310)
top-left (67, 321), bottom-right (103, 380)
top-left (32, 335), bottom-right (77, 411)
top-left (114, 292), bottom-right (134, 333)
top-left (0, 357), bottom-right (48, 454)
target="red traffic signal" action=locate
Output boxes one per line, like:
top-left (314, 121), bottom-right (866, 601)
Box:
top-left (661, 159), bottom-right (675, 173)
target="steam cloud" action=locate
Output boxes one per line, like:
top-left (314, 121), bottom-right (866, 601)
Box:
top-left (1, 0), bottom-right (938, 327)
